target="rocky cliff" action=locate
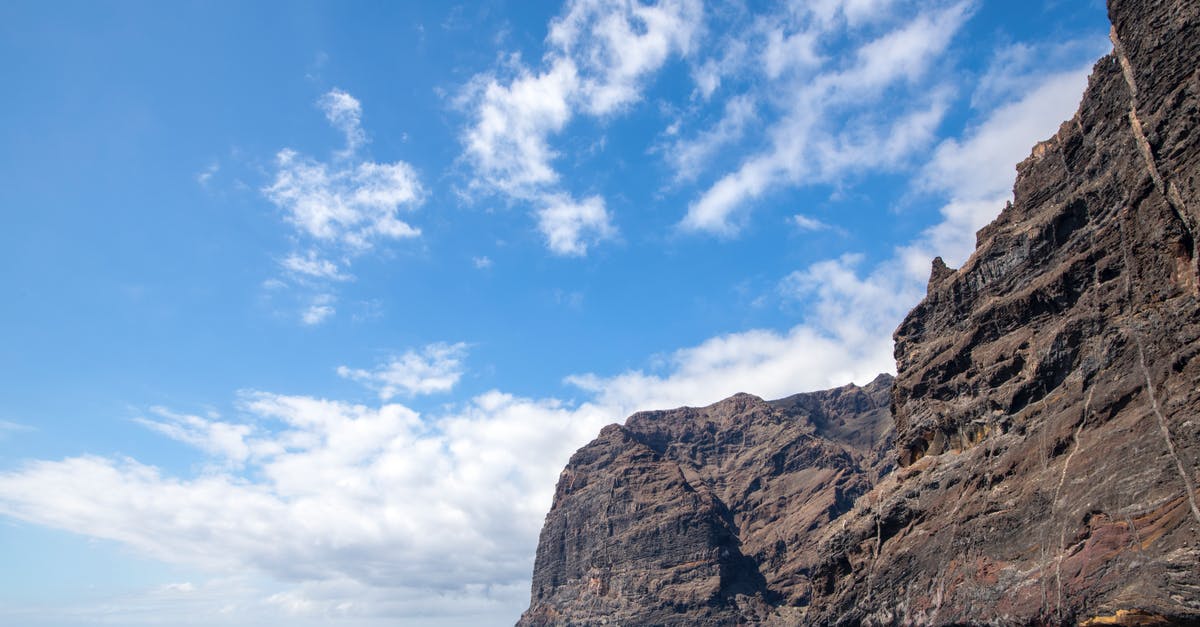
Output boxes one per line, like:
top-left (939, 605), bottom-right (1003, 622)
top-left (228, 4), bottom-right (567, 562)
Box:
top-left (518, 376), bottom-right (895, 626)
top-left (519, 0), bottom-right (1200, 624)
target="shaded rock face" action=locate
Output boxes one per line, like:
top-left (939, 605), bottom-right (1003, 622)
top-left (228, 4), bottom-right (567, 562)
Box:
top-left (519, 0), bottom-right (1200, 624)
top-left (517, 376), bottom-right (894, 626)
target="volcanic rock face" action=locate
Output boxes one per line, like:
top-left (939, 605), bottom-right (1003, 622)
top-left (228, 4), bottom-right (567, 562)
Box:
top-left (855, 0), bottom-right (1200, 622)
top-left (519, 0), bottom-right (1200, 624)
top-left (517, 376), bottom-right (894, 626)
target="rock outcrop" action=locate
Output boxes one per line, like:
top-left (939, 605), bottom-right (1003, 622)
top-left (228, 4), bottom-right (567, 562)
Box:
top-left (518, 376), bottom-right (894, 626)
top-left (519, 0), bottom-right (1200, 623)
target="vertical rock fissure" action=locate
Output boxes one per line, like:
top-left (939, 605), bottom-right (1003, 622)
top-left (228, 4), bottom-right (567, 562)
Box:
top-left (1051, 224), bottom-right (1108, 618)
top-left (1110, 26), bottom-right (1199, 272)
top-left (1054, 386), bottom-right (1095, 619)
top-left (1118, 210), bottom-right (1200, 526)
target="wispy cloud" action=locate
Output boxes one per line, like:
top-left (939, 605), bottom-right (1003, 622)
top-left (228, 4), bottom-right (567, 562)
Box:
top-left (662, 94), bottom-right (757, 183)
top-left (679, 1), bottom-right (970, 235)
top-left (134, 407), bottom-right (259, 466)
top-left (281, 250), bottom-right (352, 282)
top-left (790, 214), bottom-right (831, 232)
top-left (338, 343), bottom-right (470, 399)
top-left (319, 89), bottom-right (368, 158)
top-left (0, 420), bottom-right (31, 440)
top-left (300, 294), bottom-right (336, 326)
top-left (196, 162), bottom-right (220, 186)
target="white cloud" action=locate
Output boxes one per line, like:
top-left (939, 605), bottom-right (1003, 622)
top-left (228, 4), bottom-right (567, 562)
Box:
top-left (280, 250), bottom-right (351, 281)
top-left (319, 89), bottom-right (367, 158)
top-left (804, 0), bottom-right (902, 28)
top-left (680, 2), bottom-right (971, 235)
top-left (0, 574), bottom-right (526, 627)
top-left (690, 37), bottom-right (748, 100)
top-left (472, 256), bottom-right (493, 269)
top-left (791, 214), bottom-right (830, 231)
top-left (134, 407), bottom-right (258, 465)
top-left (664, 94), bottom-right (757, 182)
top-left (763, 28), bottom-right (820, 80)
top-left (548, 0), bottom-right (703, 115)
top-left (265, 150), bottom-right (422, 249)
top-left (196, 162), bottom-right (219, 186)
top-left (462, 58), bottom-right (580, 198)
top-left (0, 388), bottom-right (615, 625)
top-left (907, 66), bottom-right (1093, 268)
top-left (263, 89), bottom-right (424, 322)
top-left (459, 0), bottom-right (702, 255)
top-left (536, 194), bottom-right (616, 256)
top-left (301, 294), bottom-right (336, 326)
top-left (0, 419), bottom-right (31, 441)
top-left (970, 38), bottom-right (1109, 109)
top-left (338, 343), bottom-right (470, 399)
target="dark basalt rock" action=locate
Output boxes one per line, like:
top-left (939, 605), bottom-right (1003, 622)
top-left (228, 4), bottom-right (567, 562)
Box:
top-left (519, 0), bottom-right (1200, 623)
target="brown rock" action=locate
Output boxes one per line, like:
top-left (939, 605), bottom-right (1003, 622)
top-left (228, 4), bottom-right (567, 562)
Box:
top-left (517, 377), bottom-right (893, 626)
top-left (518, 0), bottom-right (1200, 623)
top-left (811, 0), bottom-right (1200, 622)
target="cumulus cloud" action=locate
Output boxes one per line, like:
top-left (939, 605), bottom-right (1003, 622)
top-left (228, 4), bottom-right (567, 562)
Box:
top-left (0, 388), bottom-right (614, 625)
top-left (265, 151), bottom-right (422, 249)
top-left (264, 89), bottom-right (423, 324)
top-left (0, 574), bottom-right (528, 627)
top-left (462, 58), bottom-right (579, 198)
top-left (338, 343), bottom-right (470, 399)
top-left (460, 0), bottom-right (702, 255)
top-left (536, 194), bottom-right (616, 256)
top-left (548, 0), bottom-right (703, 116)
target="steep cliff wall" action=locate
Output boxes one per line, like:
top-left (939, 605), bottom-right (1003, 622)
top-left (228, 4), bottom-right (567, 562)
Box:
top-left (519, 0), bottom-right (1200, 623)
top-left (518, 377), bottom-right (894, 626)
top-left (833, 0), bottom-right (1199, 622)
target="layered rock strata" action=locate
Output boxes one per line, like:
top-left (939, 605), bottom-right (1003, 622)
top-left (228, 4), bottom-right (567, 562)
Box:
top-left (518, 376), bottom-right (894, 626)
top-left (520, 0), bottom-right (1200, 623)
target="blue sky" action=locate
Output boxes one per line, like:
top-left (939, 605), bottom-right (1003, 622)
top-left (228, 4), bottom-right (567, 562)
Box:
top-left (1, 0), bottom-right (1109, 624)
